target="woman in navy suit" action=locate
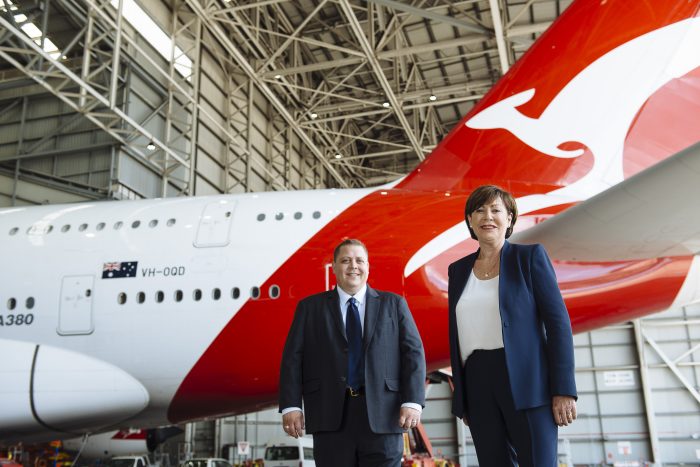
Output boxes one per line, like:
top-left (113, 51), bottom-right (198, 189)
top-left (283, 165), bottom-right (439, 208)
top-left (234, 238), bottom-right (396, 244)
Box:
top-left (448, 185), bottom-right (577, 466)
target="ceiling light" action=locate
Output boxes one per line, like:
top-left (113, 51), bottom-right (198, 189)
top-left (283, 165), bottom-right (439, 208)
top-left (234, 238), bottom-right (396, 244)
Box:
top-left (334, 154), bottom-right (342, 159)
top-left (274, 74), bottom-right (282, 79)
top-left (382, 102), bottom-right (390, 108)
top-left (310, 112), bottom-right (318, 119)
top-left (429, 94), bottom-right (437, 101)
top-left (147, 141), bottom-right (156, 151)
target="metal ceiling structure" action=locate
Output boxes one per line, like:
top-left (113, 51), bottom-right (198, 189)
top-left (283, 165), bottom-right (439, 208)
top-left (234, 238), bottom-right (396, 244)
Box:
top-left (0, 0), bottom-right (570, 197)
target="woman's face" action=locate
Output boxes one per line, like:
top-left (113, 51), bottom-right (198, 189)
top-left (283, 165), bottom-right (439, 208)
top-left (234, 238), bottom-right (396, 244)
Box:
top-left (468, 196), bottom-right (513, 243)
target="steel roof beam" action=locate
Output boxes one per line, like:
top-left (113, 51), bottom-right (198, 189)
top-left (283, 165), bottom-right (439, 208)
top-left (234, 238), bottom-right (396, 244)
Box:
top-left (183, 0), bottom-right (348, 188)
top-left (338, 0), bottom-right (426, 160)
top-left (367, 0), bottom-right (490, 34)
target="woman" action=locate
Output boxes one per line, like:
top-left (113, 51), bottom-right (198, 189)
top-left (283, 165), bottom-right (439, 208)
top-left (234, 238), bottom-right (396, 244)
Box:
top-left (448, 185), bottom-right (577, 466)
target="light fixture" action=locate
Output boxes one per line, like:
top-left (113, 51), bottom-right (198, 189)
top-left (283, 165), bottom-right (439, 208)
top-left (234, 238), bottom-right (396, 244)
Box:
top-left (274, 74), bottom-right (282, 79)
top-left (382, 102), bottom-right (390, 108)
top-left (146, 141), bottom-right (156, 151)
top-left (429, 94), bottom-right (437, 101)
top-left (334, 153), bottom-right (342, 159)
top-left (310, 112), bottom-right (318, 119)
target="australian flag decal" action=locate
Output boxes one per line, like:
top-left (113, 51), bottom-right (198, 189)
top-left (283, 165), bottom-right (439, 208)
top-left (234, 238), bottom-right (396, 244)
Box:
top-left (102, 261), bottom-right (138, 279)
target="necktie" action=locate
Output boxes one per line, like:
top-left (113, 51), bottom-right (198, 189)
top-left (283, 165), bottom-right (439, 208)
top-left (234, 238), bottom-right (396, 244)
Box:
top-left (346, 297), bottom-right (364, 390)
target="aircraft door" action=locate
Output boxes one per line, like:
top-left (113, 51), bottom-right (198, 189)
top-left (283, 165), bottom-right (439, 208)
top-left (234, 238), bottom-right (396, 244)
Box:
top-left (194, 201), bottom-right (235, 248)
top-left (58, 275), bottom-right (94, 335)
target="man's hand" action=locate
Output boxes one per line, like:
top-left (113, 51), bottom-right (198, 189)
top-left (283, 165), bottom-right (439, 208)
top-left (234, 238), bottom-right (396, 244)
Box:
top-left (398, 407), bottom-right (421, 430)
top-left (282, 410), bottom-right (305, 438)
top-left (552, 395), bottom-right (577, 427)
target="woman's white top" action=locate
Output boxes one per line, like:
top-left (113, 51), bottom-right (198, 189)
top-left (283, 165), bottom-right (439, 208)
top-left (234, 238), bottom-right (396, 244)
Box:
top-left (456, 270), bottom-right (505, 364)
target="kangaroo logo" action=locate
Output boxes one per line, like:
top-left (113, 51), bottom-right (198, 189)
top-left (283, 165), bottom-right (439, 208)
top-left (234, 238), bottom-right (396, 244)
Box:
top-left (405, 17), bottom-right (700, 278)
top-left (466, 17), bottom-right (700, 201)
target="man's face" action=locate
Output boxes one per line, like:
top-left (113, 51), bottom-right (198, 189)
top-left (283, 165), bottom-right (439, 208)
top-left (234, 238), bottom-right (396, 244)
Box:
top-left (332, 244), bottom-right (370, 295)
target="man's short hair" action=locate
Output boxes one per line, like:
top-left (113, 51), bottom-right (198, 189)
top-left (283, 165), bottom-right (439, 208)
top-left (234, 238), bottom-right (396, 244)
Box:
top-left (464, 185), bottom-right (518, 240)
top-left (333, 238), bottom-right (369, 262)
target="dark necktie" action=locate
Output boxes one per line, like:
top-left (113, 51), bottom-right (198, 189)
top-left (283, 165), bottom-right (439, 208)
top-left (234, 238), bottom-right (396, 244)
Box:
top-left (346, 297), bottom-right (364, 390)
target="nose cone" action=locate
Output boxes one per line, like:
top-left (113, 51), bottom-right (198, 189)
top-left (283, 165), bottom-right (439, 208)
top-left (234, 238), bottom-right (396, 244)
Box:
top-left (0, 339), bottom-right (149, 441)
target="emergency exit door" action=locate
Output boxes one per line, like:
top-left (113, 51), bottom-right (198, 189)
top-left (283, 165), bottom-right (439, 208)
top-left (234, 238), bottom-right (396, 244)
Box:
top-left (194, 201), bottom-right (235, 247)
top-left (58, 275), bottom-right (94, 335)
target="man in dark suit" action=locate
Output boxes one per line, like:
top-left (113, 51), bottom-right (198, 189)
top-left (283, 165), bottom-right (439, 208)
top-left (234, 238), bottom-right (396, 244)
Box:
top-left (279, 238), bottom-right (426, 467)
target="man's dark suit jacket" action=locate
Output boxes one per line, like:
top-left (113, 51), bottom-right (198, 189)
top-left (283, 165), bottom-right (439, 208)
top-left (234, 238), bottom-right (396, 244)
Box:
top-left (279, 285), bottom-right (426, 434)
top-left (448, 241), bottom-right (577, 419)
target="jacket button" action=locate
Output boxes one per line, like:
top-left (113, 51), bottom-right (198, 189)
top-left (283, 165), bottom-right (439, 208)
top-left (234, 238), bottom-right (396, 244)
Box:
top-left (503, 321), bottom-right (509, 327)
top-left (340, 376), bottom-right (346, 382)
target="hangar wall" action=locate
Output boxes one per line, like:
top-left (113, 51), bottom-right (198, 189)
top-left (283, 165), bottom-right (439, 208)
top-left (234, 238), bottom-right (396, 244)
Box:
top-left (0, 0), bottom-right (332, 208)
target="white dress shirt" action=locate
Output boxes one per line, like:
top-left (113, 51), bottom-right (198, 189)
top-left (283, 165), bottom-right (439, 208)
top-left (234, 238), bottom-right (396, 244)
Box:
top-left (282, 284), bottom-right (421, 414)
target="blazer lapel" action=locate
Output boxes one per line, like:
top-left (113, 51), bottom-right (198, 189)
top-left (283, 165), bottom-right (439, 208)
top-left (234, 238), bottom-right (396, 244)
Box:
top-left (362, 285), bottom-right (380, 350)
top-left (450, 253), bottom-right (477, 312)
top-left (328, 288), bottom-right (346, 342)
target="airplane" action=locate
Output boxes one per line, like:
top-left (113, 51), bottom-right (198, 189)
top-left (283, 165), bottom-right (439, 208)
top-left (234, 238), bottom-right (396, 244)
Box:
top-left (1, 0), bottom-right (700, 444)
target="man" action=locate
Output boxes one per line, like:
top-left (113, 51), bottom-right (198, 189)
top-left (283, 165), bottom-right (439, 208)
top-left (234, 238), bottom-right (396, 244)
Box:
top-left (279, 239), bottom-right (426, 467)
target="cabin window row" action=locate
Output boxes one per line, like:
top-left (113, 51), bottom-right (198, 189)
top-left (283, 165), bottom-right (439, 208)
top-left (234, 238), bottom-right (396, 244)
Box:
top-left (116, 285), bottom-right (281, 305)
top-left (256, 211), bottom-right (322, 222)
top-left (5, 297), bottom-right (35, 310)
top-left (8, 218), bottom-right (177, 236)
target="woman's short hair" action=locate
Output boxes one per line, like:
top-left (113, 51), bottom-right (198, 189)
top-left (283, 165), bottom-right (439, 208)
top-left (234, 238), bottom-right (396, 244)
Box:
top-left (464, 185), bottom-right (518, 240)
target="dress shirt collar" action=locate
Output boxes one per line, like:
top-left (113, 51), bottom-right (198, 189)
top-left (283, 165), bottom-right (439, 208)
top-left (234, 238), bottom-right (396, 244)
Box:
top-left (336, 284), bottom-right (367, 307)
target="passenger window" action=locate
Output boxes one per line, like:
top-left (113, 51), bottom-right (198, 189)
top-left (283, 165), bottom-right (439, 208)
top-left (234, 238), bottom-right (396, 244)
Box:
top-left (149, 219), bottom-right (158, 228)
top-left (294, 212), bottom-right (302, 220)
top-left (257, 213), bottom-right (265, 221)
top-left (167, 218), bottom-right (176, 227)
top-left (269, 285), bottom-right (280, 299)
top-left (61, 225), bottom-right (70, 233)
top-left (212, 288), bottom-right (221, 300)
top-left (175, 290), bottom-right (183, 302)
top-left (193, 289), bottom-right (202, 301)
top-left (118, 293), bottom-right (127, 305)
top-left (137, 292), bottom-right (145, 304)
top-left (45, 225), bottom-right (53, 233)
top-left (9, 227), bottom-right (18, 235)
top-left (8, 298), bottom-right (17, 310)
top-left (114, 221), bottom-right (124, 230)
top-left (232, 287), bottom-right (240, 299)
top-left (26, 297), bottom-right (35, 309)
top-left (131, 220), bottom-right (141, 229)
top-left (79, 223), bottom-right (88, 232)
top-left (251, 286), bottom-right (260, 299)
top-left (96, 222), bottom-right (105, 231)
top-left (156, 291), bottom-right (164, 303)
top-left (312, 211), bottom-right (321, 219)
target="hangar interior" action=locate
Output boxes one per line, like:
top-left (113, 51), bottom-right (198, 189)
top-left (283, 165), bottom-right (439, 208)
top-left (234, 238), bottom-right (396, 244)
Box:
top-left (1, 0), bottom-right (699, 465)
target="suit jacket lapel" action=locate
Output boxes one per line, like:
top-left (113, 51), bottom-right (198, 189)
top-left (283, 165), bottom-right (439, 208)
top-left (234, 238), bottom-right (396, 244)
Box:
top-left (328, 289), bottom-right (346, 342)
top-left (363, 285), bottom-right (380, 350)
top-left (450, 253), bottom-right (477, 313)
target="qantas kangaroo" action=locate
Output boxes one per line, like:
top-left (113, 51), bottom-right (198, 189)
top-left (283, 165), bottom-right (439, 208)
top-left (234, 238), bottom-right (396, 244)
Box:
top-left (1, 0), bottom-right (699, 443)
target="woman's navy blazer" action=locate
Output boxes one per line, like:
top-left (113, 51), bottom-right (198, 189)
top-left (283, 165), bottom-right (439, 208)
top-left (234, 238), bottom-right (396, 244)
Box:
top-left (448, 240), bottom-right (577, 419)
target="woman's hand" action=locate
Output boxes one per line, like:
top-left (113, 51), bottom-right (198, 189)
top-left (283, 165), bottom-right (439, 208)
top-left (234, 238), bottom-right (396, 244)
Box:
top-left (552, 395), bottom-right (577, 426)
